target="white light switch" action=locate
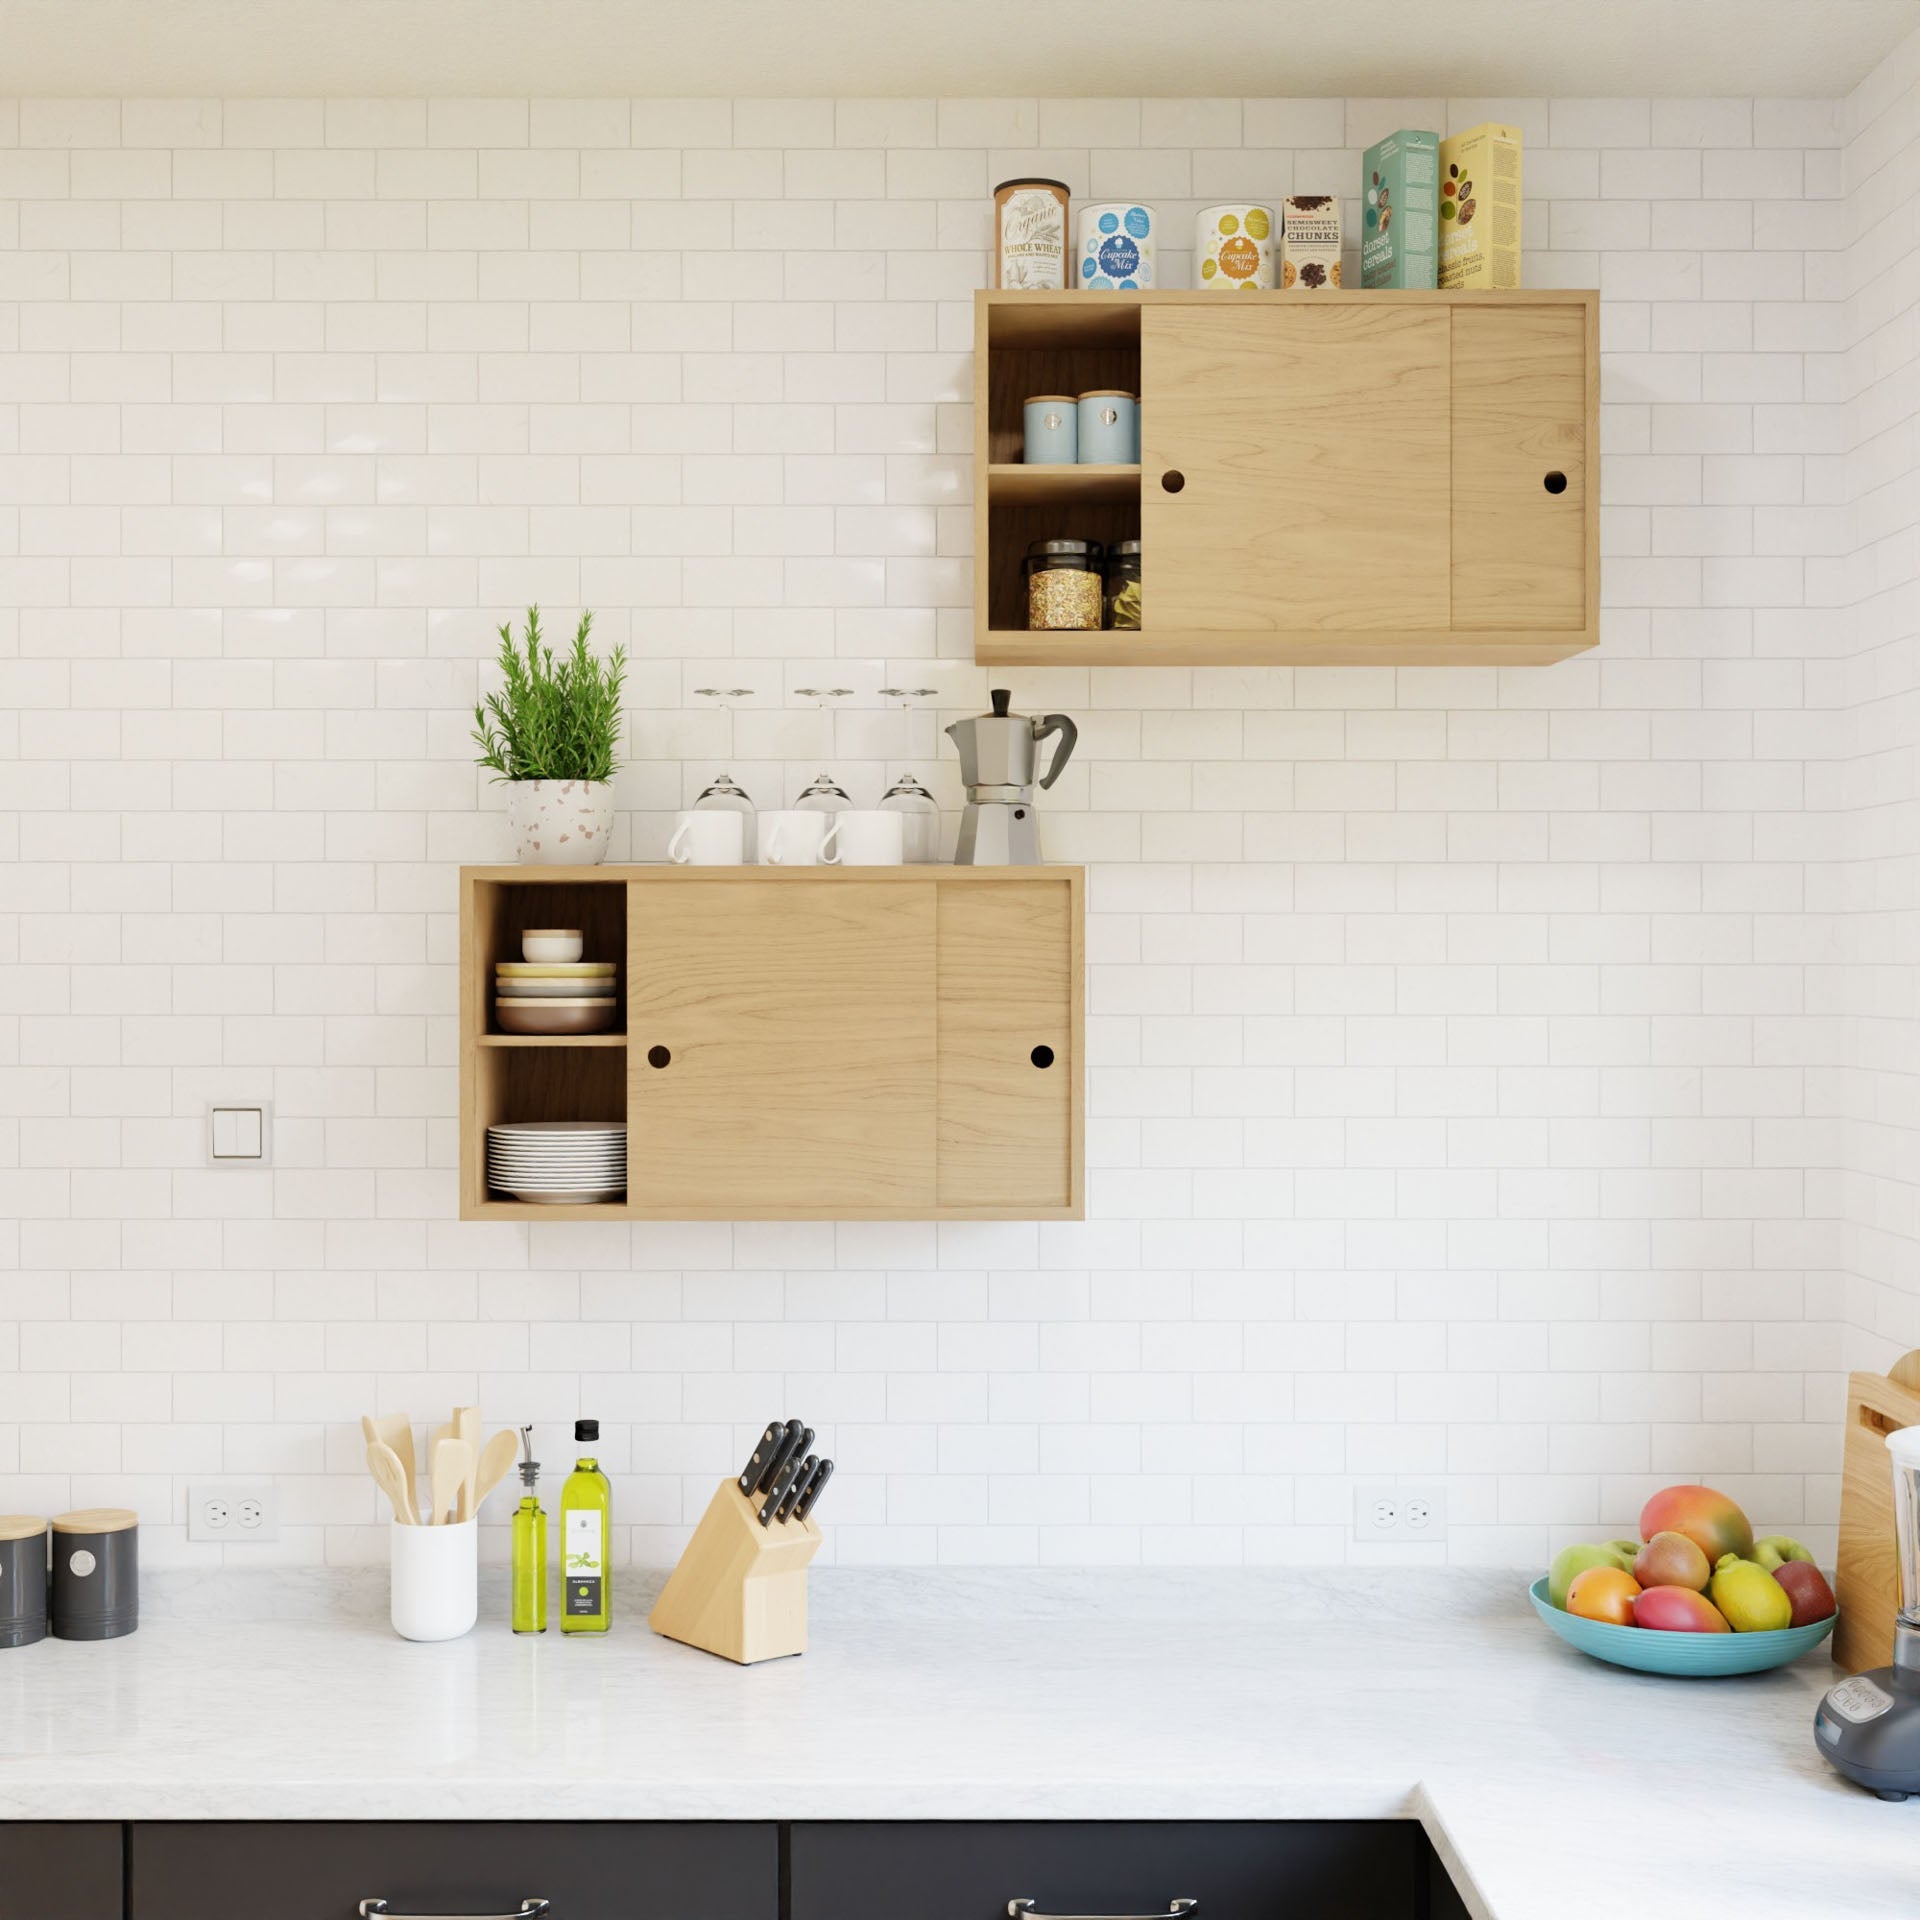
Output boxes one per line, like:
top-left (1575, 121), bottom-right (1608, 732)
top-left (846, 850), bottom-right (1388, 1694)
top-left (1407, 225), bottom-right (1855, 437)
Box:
top-left (209, 1105), bottom-right (267, 1163)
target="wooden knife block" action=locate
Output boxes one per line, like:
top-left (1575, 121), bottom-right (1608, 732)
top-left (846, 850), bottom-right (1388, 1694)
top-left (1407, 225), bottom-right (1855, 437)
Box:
top-left (648, 1477), bottom-right (822, 1665)
top-left (1836, 1348), bottom-right (1920, 1674)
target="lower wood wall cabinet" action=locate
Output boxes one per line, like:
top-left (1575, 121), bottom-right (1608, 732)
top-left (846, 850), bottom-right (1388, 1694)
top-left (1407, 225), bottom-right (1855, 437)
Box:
top-left (126, 1822), bottom-right (776, 1920)
top-left (461, 866), bottom-right (1086, 1221)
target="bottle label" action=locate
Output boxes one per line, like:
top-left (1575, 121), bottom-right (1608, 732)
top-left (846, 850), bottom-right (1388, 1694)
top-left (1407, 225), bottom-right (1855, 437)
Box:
top-left (564, 1507), bottom-right (603, 1617)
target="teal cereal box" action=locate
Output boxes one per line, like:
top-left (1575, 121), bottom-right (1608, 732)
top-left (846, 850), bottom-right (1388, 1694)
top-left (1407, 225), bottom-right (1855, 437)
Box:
top-left (1361, 129), bottom-right (1439, 290)
top-left (1438, 122), bottom-right (1522, 289)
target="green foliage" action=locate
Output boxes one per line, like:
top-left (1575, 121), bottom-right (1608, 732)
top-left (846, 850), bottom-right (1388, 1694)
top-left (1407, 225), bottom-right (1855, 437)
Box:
top-left (472, 607), bottom-right (627, 784)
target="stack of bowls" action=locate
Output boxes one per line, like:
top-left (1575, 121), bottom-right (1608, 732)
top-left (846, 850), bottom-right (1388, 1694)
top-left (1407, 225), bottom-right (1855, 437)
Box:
top-left (495, 928), bottom-right (618, 1034)
top-left (486, 1122), bottom-right (627, 1204)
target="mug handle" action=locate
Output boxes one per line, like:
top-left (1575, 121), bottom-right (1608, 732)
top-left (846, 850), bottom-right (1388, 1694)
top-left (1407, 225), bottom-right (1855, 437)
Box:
top-left (765, 821), bottom-right (784, 865)
top-left (668, 817), bottom-right (692, 864)
top-left (819, 818), bottom-right (841, 866)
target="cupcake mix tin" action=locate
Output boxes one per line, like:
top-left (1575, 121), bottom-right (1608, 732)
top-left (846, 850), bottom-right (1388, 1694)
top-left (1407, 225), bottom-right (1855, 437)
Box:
top-left (1077, 202), bottom-right (1156, 288)
top-left (1195, 204), bottom-right (1275, 290)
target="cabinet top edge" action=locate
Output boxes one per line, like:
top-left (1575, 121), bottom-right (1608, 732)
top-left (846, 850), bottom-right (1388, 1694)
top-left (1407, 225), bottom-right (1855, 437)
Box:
top-left (460, 865), bottom-right (1086, 884)
top-left (977, 287), bottom-right (1597, 308)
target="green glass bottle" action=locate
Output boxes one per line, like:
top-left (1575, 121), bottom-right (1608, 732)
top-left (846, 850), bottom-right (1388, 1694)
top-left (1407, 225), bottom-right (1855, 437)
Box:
top-left (510, 1426), bottom-right (546, 1635)
top-left (559, 1417), bottom-right (611, 1634)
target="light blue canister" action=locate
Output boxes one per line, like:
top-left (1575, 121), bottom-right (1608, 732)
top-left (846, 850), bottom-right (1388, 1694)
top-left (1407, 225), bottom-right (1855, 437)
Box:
top-left (1077, 390), bottom-right (1137, 465)
top-left (1023, 394), bottom-right (1078, 465)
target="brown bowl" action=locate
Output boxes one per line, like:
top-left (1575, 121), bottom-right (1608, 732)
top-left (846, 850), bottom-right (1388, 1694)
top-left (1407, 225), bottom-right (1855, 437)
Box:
top-left (494, 998), bottom-right (618, 1036)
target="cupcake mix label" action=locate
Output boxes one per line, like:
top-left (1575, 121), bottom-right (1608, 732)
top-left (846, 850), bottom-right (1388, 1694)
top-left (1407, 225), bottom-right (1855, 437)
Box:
top-left (1079, 202), bottom-right (1155, 289)
top-left (1196, 205), bottom-right (1274, 290)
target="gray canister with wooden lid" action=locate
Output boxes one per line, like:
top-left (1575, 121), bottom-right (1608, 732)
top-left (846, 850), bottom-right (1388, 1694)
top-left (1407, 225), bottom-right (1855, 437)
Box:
top-left (0, 1516), bottom-right (49, 1648)
top-left (50, 1509), bottom-right (138, 1641)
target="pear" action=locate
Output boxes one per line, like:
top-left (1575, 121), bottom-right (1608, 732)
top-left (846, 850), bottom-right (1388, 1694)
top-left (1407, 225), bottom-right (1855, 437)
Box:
top-left (1752, 1534), bottom-right (1815, 1571)
top-left (1711, 1552), bottom-right (1793, 1632)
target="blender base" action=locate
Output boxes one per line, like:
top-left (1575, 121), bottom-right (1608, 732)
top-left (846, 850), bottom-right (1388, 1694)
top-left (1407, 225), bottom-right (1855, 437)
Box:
top-left (1816, 1664), bottom-right (1920, 1799)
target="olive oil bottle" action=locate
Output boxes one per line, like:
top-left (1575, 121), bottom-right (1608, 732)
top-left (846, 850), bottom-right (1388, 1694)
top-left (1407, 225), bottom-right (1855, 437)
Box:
top-left (510, 1426), bottom-right (546, 1634)
top-left (560, 1418), bottom-right (611, 1633)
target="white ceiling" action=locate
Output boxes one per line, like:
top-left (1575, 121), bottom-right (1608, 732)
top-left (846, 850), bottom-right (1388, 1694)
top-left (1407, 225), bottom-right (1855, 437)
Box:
top-left (2, 0), bottom-right (1915, 99)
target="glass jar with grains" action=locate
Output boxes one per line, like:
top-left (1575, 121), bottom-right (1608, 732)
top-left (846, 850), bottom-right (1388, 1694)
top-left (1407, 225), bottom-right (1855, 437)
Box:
top-left (1104, 540), bottom-right (1142, 630)
top-left (1025, 539), bottom-right (1104, 630)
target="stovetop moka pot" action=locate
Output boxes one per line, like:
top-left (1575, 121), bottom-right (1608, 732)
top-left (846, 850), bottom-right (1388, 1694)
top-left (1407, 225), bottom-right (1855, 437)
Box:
top-left (944, 688), bottom-right (1078, 865)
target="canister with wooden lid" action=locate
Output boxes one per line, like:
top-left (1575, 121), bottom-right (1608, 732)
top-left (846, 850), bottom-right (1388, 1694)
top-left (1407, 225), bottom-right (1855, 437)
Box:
top-left (0, 1516), bottom-right (48, 1649)
top-left (50, 1508), bottom-right (138, 1641)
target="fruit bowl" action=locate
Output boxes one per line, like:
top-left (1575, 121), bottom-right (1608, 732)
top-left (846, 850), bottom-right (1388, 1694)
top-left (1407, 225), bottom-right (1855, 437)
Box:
top-left (1529, 1577), bottom-right (1836, 1677)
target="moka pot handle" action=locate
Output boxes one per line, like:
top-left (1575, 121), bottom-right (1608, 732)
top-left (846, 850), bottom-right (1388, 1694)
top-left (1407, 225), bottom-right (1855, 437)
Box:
top-left (1032, 713), bottom-right (1078, 790)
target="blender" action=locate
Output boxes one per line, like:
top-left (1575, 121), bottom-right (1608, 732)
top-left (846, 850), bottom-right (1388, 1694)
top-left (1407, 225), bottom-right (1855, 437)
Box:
top-left (944, 688), bottom-right (1077, 866)
top-left (1816, 1427), bottom-right (1920, 1798)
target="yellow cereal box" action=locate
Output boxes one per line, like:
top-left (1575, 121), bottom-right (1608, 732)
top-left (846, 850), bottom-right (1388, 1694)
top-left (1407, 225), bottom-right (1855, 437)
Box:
top-left (1438, 123), bottom-right (1522, 289)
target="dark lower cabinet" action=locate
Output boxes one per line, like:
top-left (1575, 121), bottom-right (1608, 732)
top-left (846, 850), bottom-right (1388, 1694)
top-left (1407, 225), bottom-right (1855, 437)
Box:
top-left (0, 1823), bottom-right (122, 1920)
top-left (127, 1822), bottom-right (775, 1920)
top-left (790, 1821), bottom-right (1425, 1920)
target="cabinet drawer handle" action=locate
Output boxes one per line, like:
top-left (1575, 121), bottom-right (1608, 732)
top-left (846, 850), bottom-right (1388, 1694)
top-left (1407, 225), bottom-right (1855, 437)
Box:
top-left (359, 1901), bottom-right (549, 1920)
top-left (1010, 1901), bottom-right (1196, 1920)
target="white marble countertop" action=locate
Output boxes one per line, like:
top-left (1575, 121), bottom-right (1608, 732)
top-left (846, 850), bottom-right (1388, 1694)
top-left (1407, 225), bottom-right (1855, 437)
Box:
top-left (0, 1569), bottom-right (1913, 1920)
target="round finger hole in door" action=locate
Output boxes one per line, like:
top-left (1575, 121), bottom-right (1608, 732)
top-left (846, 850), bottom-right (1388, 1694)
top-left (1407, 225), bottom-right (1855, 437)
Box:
top-left (647, 1045), bottom-right (671, 1069)
top-left (1161, 470), bottom-right (1185, 493)
top-left (1543, 470), bottom-right (1568, 494)
top-left (1031, 1045), bottom-right (1055, 1069)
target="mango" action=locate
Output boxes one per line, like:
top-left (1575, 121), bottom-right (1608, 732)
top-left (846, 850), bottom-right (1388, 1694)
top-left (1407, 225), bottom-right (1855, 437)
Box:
top-left (1548, 1539), bottom-right (1640, 1610)
top-left (1633, 1529), bottom-right (1711, 1593)
top-left (1634, 1585), bottom-right (1731, 1633)
top-left (1710, 1552), bottom-right (1792, 1632)
top-left (1640, 1484), bottom-right (1754, 1565)
top-left (1568, 1566), bottom-right (1641, 1626)
top-left (1752, 1534), bottom-right (1815, 1571)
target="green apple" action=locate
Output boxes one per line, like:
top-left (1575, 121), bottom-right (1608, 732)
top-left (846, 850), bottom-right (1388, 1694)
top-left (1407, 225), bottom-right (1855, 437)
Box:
top-left (1752, 1534), bottom-right (1816, 1571)
top-left (1548, 1539), bottom-right (1640, 1611)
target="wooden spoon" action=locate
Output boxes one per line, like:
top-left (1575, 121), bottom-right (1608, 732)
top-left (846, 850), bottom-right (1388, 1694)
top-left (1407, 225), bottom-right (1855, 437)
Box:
top-left (453, 1405), bottom-right (481, 1521)
top-left (360, 1414), bottom-right (417, 1523)
top-left (366, 1440), bottom-right (417, 1526)
top-left (471, 1428), bottom-right (521, 1515)
top-left (430, 1438), bottom-right (473, 1526)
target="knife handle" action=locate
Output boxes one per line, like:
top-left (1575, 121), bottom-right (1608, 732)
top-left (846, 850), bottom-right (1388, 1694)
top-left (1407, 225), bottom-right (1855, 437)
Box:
top-left (792, 1457), bottom-right (833, 1522)
top-left (738, 1421), bottom-right (783, 1495)
top-left (758, 1435), bottom-right (812, 1525)
top-left (775, 1454), bottom-right (818, 1523)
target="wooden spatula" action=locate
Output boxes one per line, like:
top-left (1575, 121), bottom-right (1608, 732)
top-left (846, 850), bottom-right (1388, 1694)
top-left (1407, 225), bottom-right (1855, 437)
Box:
top-left (366, 1440), bottom-right (417, 1526)
top-left (360, 1414), bottom-right (417, 1523)
top-left (430, 1438), bottom-right (473, 1527)
top-left (453, 1405), bottom-right (481, 1521)
top-left (472, 1428), bottom-right (521, 1515)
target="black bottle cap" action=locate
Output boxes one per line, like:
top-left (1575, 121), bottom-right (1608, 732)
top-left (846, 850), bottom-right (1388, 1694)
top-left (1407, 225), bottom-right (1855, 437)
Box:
top-left (575, 1418), bottom-right (599, 1443)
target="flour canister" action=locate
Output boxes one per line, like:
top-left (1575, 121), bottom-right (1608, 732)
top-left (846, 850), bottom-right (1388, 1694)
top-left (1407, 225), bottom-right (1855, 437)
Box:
top-left (993, 177), bottom-right (1070, 289)
top-left (1196, 204), bottom-right (1275, 290)
top-left (1077, 202), bottom-right (1156, 289)
top-left (0, 1517), bottom-right (48, 1649)
top-left (50, 1508), bottom-right (137, 1641)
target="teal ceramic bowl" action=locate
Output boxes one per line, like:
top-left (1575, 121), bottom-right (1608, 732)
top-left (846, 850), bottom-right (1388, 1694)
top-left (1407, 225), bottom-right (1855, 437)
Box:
top-left (1529, 1577), bottom-right (1837, 1677)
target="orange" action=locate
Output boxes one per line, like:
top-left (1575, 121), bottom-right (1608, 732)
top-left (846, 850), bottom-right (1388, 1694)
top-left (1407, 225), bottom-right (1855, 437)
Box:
top-left (1567, 1565), bottom-right (1641, 1626)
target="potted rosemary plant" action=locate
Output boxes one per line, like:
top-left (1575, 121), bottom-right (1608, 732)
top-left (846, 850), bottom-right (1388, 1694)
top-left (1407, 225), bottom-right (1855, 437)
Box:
top-left (472, 607), bottom-right (627, 866)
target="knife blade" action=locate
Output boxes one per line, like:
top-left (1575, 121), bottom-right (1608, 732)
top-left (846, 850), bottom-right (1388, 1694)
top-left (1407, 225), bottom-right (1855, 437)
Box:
top-left (737, 1421), bottom-right (785, 1497)
top-left (792, 1457), bottom-right (833, 1523)
top-left (775, 1453), bottom-right (818, 1523)
top-left (757, 1417), bottom-right (806, 1495)
top-left (758, 1427), bottom-right (813, 1525)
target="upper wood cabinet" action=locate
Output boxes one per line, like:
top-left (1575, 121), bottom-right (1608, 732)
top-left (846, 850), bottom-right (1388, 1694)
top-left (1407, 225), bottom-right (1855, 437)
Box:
top-left (460, 866), bottom-right (1084, 1222)
top-left (974, 288), bottom-right (1597, 667)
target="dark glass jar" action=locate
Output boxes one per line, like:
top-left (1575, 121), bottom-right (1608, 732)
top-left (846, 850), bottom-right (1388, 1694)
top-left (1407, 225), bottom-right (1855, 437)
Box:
top-left (1025, 538), bottom-right (1103, 631)
top-left (1105, 540), bottom-right (1142, 629)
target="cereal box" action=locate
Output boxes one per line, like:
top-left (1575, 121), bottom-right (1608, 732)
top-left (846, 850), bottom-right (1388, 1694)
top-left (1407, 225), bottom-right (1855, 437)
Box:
top-left (1361, 129), bottom-right (1439, 290)
top-left (1438, 122), bottom-right (1522, 289)
top-left (1279, 195), bottom-right (1341, 291)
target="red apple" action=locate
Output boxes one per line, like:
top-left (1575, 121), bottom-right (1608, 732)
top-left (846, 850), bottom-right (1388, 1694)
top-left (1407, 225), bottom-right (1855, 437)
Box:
top-left (1771, 1560), bottom-right (1836, 1628)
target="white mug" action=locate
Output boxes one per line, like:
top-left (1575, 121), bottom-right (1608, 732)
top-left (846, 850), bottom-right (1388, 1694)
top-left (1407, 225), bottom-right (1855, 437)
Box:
top-left (668, 809), bottom-right (744, 866)
top-left (760, 810), bottom-right (831, 866)
top-left (821, 810), bottom-right (905, 866)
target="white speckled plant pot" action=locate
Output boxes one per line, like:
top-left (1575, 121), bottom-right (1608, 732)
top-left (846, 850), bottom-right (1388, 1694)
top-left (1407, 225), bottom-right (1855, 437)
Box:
top-left (504, 779), bottom-right (614, 866)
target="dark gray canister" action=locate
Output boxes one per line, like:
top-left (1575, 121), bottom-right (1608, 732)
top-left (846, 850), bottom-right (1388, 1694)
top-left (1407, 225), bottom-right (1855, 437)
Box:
top-left (0, 1517), bottom-right (49, 1648)
top-left (50, 1509), bottom-right (138, 1641)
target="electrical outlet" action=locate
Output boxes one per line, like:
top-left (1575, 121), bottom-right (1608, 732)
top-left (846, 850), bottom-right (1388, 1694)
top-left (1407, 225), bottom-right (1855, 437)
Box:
top-left (188, 1482), bottom-right (279, 1543)
top-left (1353, 1484), bottom-right (1448, 1542)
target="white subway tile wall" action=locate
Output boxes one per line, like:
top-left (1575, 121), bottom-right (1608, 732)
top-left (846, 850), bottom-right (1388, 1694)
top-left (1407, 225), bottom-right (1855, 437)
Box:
top-left (0, 53), bottom-right (1914, 1570)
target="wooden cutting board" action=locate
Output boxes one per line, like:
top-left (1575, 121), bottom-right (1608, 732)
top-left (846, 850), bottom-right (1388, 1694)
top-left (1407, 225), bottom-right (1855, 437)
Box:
top-left (1835, 1349), bottom-right (1920, 1673)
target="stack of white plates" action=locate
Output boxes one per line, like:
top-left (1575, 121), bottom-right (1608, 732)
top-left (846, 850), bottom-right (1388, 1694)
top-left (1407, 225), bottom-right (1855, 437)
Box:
top-left (486, 1122), bottom-right (626, 1204)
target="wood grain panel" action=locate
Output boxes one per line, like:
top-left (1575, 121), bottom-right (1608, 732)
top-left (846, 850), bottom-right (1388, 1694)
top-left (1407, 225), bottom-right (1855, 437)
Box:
top-left (1140, 301), bottom-right (1450, 632)
top-left (937, 878), bottom-right (1075, 1210)
top-left (1835, 1351), bottom-right (1920, 1673)
top-left (1449, 304), bottom-right (1589, 630)
top-left (626, 879), bottom-right (938, 1212)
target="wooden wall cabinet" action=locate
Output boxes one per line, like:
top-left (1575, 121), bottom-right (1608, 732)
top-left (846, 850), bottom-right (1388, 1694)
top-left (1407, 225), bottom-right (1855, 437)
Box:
top-left (461, 866), bottom-right (1084, 1222)
top-left (974, 287), bottom-right (1597, 667)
